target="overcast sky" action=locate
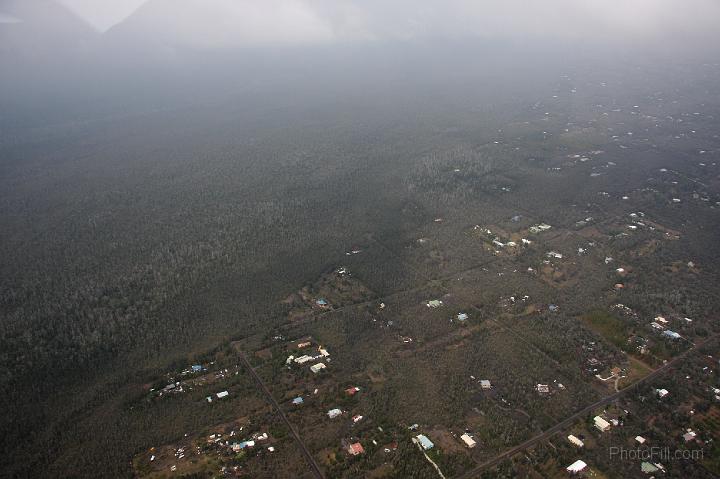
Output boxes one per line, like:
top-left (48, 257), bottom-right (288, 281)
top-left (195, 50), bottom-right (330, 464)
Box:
top-left (51, 0), bottom-right (720, 47)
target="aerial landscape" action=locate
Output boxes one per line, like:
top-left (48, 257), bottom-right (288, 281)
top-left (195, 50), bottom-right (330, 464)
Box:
top-left (2, 1), bottom-right (720, 478)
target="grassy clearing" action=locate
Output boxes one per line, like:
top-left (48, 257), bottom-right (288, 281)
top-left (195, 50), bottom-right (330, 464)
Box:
top-left (618, 356), bottom-right (653, 388)
top-left (580, 310), bottom-right (629, 350)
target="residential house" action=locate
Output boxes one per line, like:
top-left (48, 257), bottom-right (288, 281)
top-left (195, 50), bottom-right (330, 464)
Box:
top-left (347, 442), bottom-right (364, 456)
top-left (663, 330), bottom-right (681, 340)
top-left (566, 460), bottom-right (587, 474)
top-left (594, 416), bottom-right (611, 432)
top-left (567, 435), bottom-right (584, 448)
top-left (641, 462), bottom-right (659, 474)
top-left (311, 363), bottom-right (327, 374)
top-left (416, 434), bottom-right (434, 450)
top-left (460, 433), bottom-right (477, 448)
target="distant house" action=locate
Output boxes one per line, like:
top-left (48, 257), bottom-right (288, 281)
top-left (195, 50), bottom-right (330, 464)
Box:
top-left (641, 462), bottom-right (659, 474)
top-left (457, 313), bottom-right (469, 322)
top-left (683, 430), bottom-right (697, 442)
top-left (216, 391), bottom-right (229, 399)
top-left (427, 300), bottom-right (443, 308)
top-left (327, 408), bottom-right (342, 419)
top-left (191, 364), bottom-right (202, 372)
top-left (480, 380), bottom-right (492, 390)
top-left (295, 355), bottom-right (315, 364)
top-left (352, 415), bottom-right (363, 423)
top-left (416, 434), bottom-right (434, 450)
top-left (310, 363), bottom-right (327, 374)
top-left (529, 223), bottom-right (552, 234)
top-left (316, 298), bottom-right (329, 307)
top-left (297, 341), bottom-right (312, 348)
top-left (566, 459), bottom-right (587, 474)
top-left (292, 397), bottom-right (304, 405)
top-left (537, 384), bottom-right (550, 394)
top-left (460, 433), bottom-right (477, 448)
top-left (346, 386), bottom-right (361, 396)
top-left (594, 416), bottom-right (611, 432)
top-left (347, 442), bottom-right (364, 456)
top-left (567, 435), bottom-right (584, 448)
top-left (635, 436), bottom-right (647, 445)
top-left (663, 330), bottom-right (681, 340)
top-left (656, 388), bottom-right (669, 398)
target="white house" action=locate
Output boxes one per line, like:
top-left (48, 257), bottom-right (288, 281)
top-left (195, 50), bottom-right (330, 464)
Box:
top-left (310, 363), bottom-right (327, 374)
top-left (566, 459), bottom-right (587, 474)
top-left (460, 433), bottom-right (476, 448)
top-left (594, 416), bottom-right (611, 432)
top-left (567, 435), bottom-right (584, 448)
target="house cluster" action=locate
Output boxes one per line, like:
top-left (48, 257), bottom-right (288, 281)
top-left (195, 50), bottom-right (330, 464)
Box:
top-left (472, 225), bottom-right (533, 254)
top-left (649, 315), bottom-right (683, 340)
top-left (206, 390), bottom-right (229, 402)
top-left (529, 223), bottom-right (552, 234)
top-left (201, 429), bottom-right (276, 463)
top-left (230, 432), bottom-right (271, 452)
top-left (285, 340), bottom-right (331, 374)
top-left (536, 381), bottom-right (564, 395)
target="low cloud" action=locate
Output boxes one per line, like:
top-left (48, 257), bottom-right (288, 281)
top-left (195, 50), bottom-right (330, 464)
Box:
top-left (52, 0), bottom-right (720, 47)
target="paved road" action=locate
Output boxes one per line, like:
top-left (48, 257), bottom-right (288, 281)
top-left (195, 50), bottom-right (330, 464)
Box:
top-left (237, 350), bottom-right (325, 479)
top-left (456, 334), bottom-right (718, 479)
